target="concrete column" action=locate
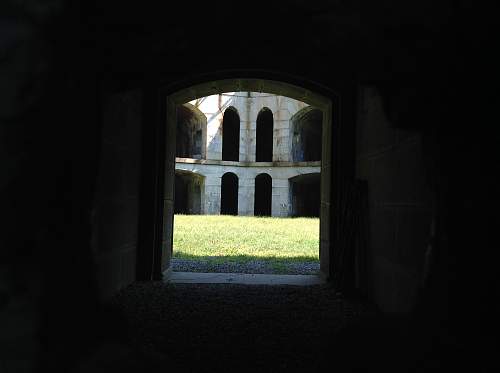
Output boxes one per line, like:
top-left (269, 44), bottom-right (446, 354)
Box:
top-left (238, 176), bottom-right (255, 216)
top-left (206, 116), bottom-right (222, 160)
top-left (204, 174), bottom-right (221, 214)
top-left (271, 177), bottom-right (289, 217)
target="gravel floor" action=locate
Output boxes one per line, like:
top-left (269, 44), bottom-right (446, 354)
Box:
top-left (110, 281), bottom-right (381, 372)
top-left (171, 258), bottom-right (320, 274)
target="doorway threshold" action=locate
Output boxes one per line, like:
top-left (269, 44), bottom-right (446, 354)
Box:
top-left (165, 271), bottom-right (325, 286)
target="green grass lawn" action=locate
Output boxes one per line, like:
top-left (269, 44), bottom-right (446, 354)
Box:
top-left (173, 214), bottom-right (319, 265)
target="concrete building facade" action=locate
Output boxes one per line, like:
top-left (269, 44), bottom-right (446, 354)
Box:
top-left (175, 92), bottom-right (322, 217)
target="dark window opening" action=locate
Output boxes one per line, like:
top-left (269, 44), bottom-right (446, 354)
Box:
top-left (254, 173), bottom-right (272, 216)
top-left (289, 173), bottom-right (320, 217)
top-left (222, 107), bottom-right (240, 161)
top-left (256, 108), bottom-right (273, 162)
top-left (220, 172), bottom-right (238, 215)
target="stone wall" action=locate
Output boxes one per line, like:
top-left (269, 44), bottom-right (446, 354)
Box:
top-left (92, 89), bottom-right (143, 299)
top-left (176, 159), bottom-right (320, 217)
top-left (355, 86), bottom-right (433, 313)
top-left (176, 93), bottom-right (320, 217)
top-left (189, 92), bottom-right (310, 162)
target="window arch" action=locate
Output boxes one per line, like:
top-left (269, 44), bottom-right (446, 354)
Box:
top-left (256, 107), bottom-right (273, 162)
top-left (254, 173), bottom-right (272, 216)
top-left (222, 107), bottom-right (240, 161)
top-left (220, 172), bottom-right (238, 215)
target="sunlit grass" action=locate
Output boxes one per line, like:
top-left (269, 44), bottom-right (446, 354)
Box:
top-left (173, 214), bottom-right (319, 263)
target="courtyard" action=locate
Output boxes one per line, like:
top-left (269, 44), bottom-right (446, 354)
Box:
top-left (172, 214), bottom-right (320, 275)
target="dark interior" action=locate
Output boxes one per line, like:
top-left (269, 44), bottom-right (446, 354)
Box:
top-left (1, 1), bottom-right (496, 372)
top-left (222, 107), bottom-right (240, 161)
top-left (290, 173), bottom-right (321, 217)
top-left (254, 173), bottom-right (272, 216)
top-left (220, 172), bottom-right (238, 215)
top-left (256, 108), bottom-right (274, 162)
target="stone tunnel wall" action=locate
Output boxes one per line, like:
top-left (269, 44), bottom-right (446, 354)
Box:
top-left (92, 89), bottom-right (142, 299)
top-left (355, 86), bottom-right (433, 313)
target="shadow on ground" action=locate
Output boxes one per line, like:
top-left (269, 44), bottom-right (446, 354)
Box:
top-left (172, 254), bottom-right (320, 275)
top-left (79, 282), bottom-right (477, 373)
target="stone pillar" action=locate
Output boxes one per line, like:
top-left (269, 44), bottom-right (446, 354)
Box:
top-left (204, 174), bottom-right (221, 214)
top-left (272, 177), bottom-right (289, 217)
top-left (239, 175), bottom-right (255, 216)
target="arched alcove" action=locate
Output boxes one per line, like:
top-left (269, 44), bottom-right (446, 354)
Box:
top-left (256, 107), bottom-right (273, 162)
top-left (174, 171), bottom-right (204, 214)
top-left (222, 107), bottom-right (240, 161)
top-left (291, 107), bottom-right (323, 162)
top-left (289, 173), bottom-right (320, 217)
top-left (220, 172), bottom-right (238, 215)
top-left (254, 173), bottom-right (272, 216)
top-left (176, 103), bottom-right (207, 159)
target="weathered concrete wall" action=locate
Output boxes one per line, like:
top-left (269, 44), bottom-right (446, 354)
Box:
top-left (356, 86), bottom-right (433, 313)
top-left (189, 93), bottom-right (309, 162)
top-left (92, 89), bottom-right (142, 299)
top-left (176, 93), bottom-right (319, 217)
top-left (176, 159), bottom-right (320, 217)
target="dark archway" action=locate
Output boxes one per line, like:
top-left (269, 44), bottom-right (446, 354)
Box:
top-left (220, 172), bottom-right (238, 215)
top-left (254, 173), bottom-right (272, 216)
top-left (256, 107), bottom-right (273, 162)
top-left (222, 107), bottom-right (240, 161)
top-left (289, 173), bottom-right (320, 217)
top-left (176, 104), bottom-right (206, 159)
top-left (161, 78), bottom-right (336, 281)
top-left (291, 107), bottom-right (323, 162)
top-left (174, 171), bottom-right (204, 214)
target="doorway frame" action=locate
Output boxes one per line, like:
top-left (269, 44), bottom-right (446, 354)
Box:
top-left (147, 77), bottom-right (340, 281)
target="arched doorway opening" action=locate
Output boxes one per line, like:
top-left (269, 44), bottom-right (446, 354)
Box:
top-left (289, 173), bottom-right (320, 217)
top-left (220, 172), bottom-right (238, 215)
top-left (290, 107), bottom-right (323, 162)
top-left (254, 173), bottom-right (272, 216)
top-left (174, 170), bottom-right (204, 214)
top-left (222, 107), bottom-right (240, 161)
top-left (160, 78), bottom-right (335, 280)
top-left (256, 107), bottom-right (273, 162)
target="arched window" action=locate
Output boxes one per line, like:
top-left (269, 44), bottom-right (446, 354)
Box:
top-left (256, 108), bottom-right (273, 162)
top-left (222, 107), bottom-right (240, 161)
top-left (254, 173), bottom-right (272, 216)
top-left (220, 172), bottom-right (238, 215)
top-left (290, 107), bottom-right (322, 162)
